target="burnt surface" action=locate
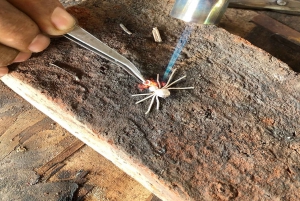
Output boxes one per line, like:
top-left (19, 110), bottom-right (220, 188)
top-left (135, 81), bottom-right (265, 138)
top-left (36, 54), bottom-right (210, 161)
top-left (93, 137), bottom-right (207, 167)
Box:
top-left (8, 0), bottom-right (300, 200)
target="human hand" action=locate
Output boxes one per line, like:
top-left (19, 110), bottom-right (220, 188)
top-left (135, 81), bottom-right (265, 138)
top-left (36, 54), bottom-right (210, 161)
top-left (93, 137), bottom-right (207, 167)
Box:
top-left (0, 0), bottom-right (76, 77)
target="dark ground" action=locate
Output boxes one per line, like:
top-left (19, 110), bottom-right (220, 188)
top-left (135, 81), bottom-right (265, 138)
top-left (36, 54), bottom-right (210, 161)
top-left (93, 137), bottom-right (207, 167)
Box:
top-left (3, 0), bottom-right (300, 200)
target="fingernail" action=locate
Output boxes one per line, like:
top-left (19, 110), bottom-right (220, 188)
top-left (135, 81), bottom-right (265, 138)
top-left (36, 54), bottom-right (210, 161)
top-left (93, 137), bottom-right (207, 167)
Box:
top-left (51, 7), bottom-right (76, 31)
top-left (28, 34), bottom-right (50, 53)
top-left (13, 52), bottom-right (32, 63)
top-left (0, 67), bottom-right (9, 77)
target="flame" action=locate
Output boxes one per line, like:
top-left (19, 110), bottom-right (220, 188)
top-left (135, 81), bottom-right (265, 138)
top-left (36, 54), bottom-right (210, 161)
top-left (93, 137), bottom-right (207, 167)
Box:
top-left (137, 78), bottom-right (167, 91)
top-left (144, 80), bottom-right (158, 87)
top-left (137, 83), bottom-right (149, 90)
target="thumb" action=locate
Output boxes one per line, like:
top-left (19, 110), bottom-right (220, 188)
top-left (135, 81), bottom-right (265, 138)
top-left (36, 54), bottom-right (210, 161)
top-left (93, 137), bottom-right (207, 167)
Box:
top-left (8, 0), bottom-right (76, 36)
top-left (0, 67), bottom-right (9, 78)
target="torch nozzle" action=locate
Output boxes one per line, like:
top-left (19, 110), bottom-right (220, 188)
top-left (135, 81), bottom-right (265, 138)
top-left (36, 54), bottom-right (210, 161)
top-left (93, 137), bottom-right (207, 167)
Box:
top-left (171, 0), bottom-right (230, 25)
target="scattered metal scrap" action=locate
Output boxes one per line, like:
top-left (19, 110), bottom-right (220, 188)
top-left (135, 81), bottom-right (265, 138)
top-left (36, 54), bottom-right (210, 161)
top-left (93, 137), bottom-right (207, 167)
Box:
top-left (152, 27), bottom-right (162, 42)
top-left (120, 23), bottom-right (133, 35)
top-left (50, 63), bottom-right (80, 81)
top-left (15, 145), bottom-right (27, 152)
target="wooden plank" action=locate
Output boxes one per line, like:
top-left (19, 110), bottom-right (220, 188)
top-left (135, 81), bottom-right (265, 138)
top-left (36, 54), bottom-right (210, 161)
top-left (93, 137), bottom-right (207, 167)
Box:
top-left (2, 1), bottom-right (300, 200)
top-left (1, 73), bottom-right (172, 199)
top-left (220, 8), bottom-right (300, 72)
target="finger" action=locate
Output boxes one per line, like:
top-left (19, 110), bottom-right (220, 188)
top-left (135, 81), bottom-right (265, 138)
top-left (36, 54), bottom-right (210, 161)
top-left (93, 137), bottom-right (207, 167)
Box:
top-left (13, 52), bottom-right (32, 63)
top-left (0, 43), bottom-right (31, 67)
top-left (0, 43), bottom-right (19, 66)
top-left (0, 67), bottom-right (9, 77)
top-left (28, 34), bottom-right (51, 53)
top-left (0, 1), bottom-right (50, 53)
top-left (8, 0), bottom-right (76, 36)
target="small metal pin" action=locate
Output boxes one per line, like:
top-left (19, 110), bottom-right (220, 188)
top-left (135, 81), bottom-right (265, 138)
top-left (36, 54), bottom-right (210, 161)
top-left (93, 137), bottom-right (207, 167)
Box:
top-left (50, 63), bottom-right (80, 81)
top-left (120, 23), bottom-right (133, 35)
top-left (152, 27), bottom-right (162, 43)
top-left (277, 0), bottom-right (287, 6)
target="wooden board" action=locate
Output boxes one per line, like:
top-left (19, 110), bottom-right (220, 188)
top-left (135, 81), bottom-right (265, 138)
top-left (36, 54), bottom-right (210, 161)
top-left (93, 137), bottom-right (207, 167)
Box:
top-left (219, 8), bottom-right (300, 72)
top-left (0, 82), bottom-right (152, 200)
top-left (1, 0), bottom-right (300, 200)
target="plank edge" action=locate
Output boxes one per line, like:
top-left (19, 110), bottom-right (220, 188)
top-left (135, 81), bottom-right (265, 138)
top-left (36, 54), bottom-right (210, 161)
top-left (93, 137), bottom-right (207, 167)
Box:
top-left (1, 74), bottom-right (188, 201)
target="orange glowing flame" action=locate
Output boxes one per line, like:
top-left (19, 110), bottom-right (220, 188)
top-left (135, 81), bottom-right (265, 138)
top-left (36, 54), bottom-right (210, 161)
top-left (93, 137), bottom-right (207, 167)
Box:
top-left (137, 78), bottom-right (166, 91)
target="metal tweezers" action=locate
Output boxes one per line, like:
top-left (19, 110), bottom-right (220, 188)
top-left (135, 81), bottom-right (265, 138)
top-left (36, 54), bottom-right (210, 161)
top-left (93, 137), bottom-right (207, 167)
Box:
top-left (64, 25), bottom-right (146, 83)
